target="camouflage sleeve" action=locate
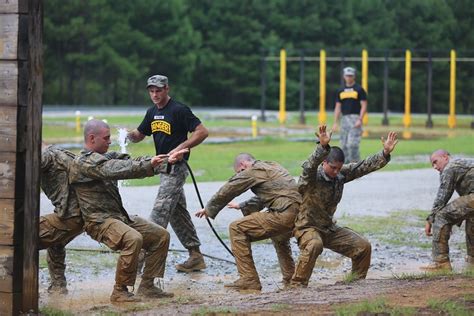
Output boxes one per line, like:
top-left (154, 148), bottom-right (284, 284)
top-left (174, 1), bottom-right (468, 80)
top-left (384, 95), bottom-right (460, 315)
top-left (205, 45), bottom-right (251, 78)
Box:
top-left (104, 152), bottom-right (131, 160)
top-left (341, 150), bottom-right (390, 183)
top-left (239, 196), bottom-right (265, 216)
top-left (427, 169), bottom-right (456, 222)
top-left (300, 144), bottom-right (330, 181)
top-left (74, 153), bottom-right (159, 181)
top-left (41, 147), bottom-right (54, 170)
top-left (206, 170), bottom-right (261, 219)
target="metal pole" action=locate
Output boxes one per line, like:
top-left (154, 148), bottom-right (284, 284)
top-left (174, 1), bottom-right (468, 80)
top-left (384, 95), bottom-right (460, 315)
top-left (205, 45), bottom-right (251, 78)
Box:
top-left (382, 51), bottom-right (389, 126)
top-left (426, 51), bottom-right (433, 128)
top-left (299, 50), bottom-right (306, 124)
top-left (260, 56), bottom-right (267, 122)
top-left (448, 49), bottom-right (456, 128)
top-left (319, 49), bottom-right (327, 124)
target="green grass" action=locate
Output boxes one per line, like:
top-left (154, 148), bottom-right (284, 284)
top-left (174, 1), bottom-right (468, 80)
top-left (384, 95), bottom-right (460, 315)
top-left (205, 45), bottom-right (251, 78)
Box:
top-left (191, 306), bottom-right (239, 315)
top-left (342, 272), bottom-right (360, 284)
top-left (428, 298), bottom-right (471, 316)
top-left (334, 298), bottom-right (416, 316)
top-left (39, 306), bottom-right (74, 316)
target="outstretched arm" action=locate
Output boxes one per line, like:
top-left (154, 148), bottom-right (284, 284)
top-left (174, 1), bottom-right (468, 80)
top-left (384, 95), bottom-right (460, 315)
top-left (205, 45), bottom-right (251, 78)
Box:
top-left (301, 125), bottom-right (332, 179)
top-left (169, 124), bottom-right (208, 155)
top-left (342, 131), bottom-right (398, 182)
top-left (127, 129), bottom-right (146, 143)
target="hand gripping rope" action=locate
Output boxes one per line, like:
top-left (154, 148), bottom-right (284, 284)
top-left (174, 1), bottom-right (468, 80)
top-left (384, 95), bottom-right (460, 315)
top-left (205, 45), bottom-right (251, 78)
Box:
top-left (183, 160), bottom-right (235, 258)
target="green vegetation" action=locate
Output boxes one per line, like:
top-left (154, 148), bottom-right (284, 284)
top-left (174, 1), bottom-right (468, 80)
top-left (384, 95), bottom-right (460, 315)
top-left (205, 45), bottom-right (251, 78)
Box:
top-left (342, 272), bottom-right (360, 284)
top-left (393, 269), bottom-right (474, 281)
top-left (39, 306), bottom-right (74, 316)
top-left (428, 298), bottom-right (471, 316)
top-left (270, 303), bottom-right (290, 312)
top-left (192, 306), bottom-right (239, 316)
top-left (334, 298), bottom-right (416, 316)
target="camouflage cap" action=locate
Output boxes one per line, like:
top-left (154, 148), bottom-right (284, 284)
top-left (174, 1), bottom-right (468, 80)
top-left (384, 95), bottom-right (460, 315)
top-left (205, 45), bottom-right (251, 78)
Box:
top-left (343, 67), bottom-right (356, 76)
top-left (147, 75), bottom-right (168, 88)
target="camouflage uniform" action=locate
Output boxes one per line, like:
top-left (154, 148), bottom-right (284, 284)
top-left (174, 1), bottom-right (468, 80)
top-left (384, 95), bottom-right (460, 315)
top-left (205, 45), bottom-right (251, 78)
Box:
top-left (292, 144), bottom-right (390, 286)
top-left (151, 162), bottom-right (200, 248)
top-left (206, 160), bottom-right (302, 287)
top-left (69, 150), bottom-right (171, 287)
top-left (428, 159), bottom-right (474, 263)
top-left (340, 114), bottom-right (362, 163)
top-left (39, 146), bottom-right (84, 290)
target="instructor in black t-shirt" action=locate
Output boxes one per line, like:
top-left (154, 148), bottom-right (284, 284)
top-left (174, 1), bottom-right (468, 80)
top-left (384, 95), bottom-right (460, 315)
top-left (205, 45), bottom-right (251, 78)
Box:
top-left (332, 67), bottom-right (367, 163)
top-left (128, 75), bottom-right (209, 273)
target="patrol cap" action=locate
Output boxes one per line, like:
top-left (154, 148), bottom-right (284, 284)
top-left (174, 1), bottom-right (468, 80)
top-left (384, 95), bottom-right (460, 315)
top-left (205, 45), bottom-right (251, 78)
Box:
top-left (146, 75), bottom-right (168, 88)
top-left (343, 67), bottom-right (356, 76)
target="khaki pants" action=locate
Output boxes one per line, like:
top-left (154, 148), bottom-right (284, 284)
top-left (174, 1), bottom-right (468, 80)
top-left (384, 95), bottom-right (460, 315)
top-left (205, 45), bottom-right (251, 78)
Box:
top-left (228, 205), bottom-right (298, 285)
top-left (39, 214), bottom-right (84, 286)
top-left (432, 194), bottom-right (474, 262)
top-left (85, 216), bottom-right (170, 286)
top-left (292, 226), bottom-right (371, 286)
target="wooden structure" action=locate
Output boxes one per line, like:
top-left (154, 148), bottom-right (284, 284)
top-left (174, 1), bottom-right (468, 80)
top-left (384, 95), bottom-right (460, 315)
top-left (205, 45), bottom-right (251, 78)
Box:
top-left (0, 0), bottom-right (43, 314)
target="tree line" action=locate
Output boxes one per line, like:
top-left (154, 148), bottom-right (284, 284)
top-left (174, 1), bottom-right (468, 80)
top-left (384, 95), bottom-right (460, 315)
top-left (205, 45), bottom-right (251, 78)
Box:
top-left (44, 0), bottom-right (474, 114)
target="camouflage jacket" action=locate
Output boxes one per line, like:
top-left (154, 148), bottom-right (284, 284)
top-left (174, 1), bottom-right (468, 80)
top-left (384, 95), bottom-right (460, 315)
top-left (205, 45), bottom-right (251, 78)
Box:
top-left (429, 158), bottom-right (474, 222)
top-left (41, 145), bottom-right (81, 219)
top-left (295, 144), bottom-right (390, 232)
top-left (206, 160), bottom-right (302, 219)
top-left (69, 150), bottom-right (170, 223)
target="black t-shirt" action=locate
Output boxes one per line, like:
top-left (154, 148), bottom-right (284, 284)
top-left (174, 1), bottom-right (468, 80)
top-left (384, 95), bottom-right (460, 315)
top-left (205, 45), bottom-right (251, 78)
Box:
top-left (137, 99), bottom-right (201, 160)
top-left (335, 83), bottom-right (367, 115)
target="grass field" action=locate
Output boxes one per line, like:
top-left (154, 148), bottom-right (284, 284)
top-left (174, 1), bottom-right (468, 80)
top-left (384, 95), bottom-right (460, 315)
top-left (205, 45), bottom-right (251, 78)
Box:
top-left (43, 111), bottom-right (474, 184)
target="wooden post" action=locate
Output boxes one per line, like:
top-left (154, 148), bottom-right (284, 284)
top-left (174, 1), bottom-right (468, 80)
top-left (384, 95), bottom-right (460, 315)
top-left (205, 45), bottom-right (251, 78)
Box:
top-left (0, 0), bottom-right (43, 314)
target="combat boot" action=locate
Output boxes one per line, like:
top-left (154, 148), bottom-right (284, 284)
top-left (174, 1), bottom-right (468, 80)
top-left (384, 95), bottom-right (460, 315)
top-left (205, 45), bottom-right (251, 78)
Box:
top-left (137, 279), bottom-right (174, 298)
top-left (466, 255), bottom-right (474, 265)
top-left (176, 247), bottom-right (206, 273)
top-left (420, 261), bottom-right (452, 272)
top-left (47, 282), bottom-right (68, 295)
top-left (110, 284), bottom-right (141, 303)
top-left (224, 278), bottom-right (262, 291)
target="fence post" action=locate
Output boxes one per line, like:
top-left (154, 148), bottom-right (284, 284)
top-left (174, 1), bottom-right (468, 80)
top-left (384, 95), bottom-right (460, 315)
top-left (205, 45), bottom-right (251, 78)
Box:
top-left (279, 49), bottom-right (287, 125)
top-left (361, 49), bottom-right (369, 127)
top-left (260, 56), bottom-right (267, 122)
top-left (426, 51), bottom-right (433, 128)
top-left (403, 50), bottom-right (412, 128)
top-left (318, 49), bottom-right (327, 124)
top-left (448, 49), bottom-right (456, 129)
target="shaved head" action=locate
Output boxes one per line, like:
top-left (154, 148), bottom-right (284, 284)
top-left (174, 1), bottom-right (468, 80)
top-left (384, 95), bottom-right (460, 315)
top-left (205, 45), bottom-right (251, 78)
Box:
top-left (431, 149), bottom-right (450, 158)
top-left (430, 149), bottom-right (450, 172)
top-left (84, 119), bottom-right (110, 141)
top-left (234, 153), bottom-right (255, 173)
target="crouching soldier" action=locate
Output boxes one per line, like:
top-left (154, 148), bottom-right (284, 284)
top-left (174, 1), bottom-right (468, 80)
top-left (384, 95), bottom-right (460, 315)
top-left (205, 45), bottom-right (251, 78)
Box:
top-left (195, 153), bottom-right (302, 291)
top-left (291, 125), bottom-right (398, 287)
top-left (422, 150), bottom-right (474, 271)
top-left (69, 119), bottom-right (187, 302)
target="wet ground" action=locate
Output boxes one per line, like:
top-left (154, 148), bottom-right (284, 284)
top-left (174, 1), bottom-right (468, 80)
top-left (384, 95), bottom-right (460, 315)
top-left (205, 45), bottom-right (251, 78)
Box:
top-left (39, 168), bottom-right (472, 314)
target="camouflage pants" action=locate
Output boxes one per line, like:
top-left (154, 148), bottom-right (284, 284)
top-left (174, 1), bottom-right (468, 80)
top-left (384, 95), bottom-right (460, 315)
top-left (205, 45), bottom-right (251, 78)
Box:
top-left (39, 214), bottom-right (84, 287)
top-left (228, 204), bottom-right (298, 285)
top-left (292, 226), bottom-right (371, 286)
top-left (340, 114), bottom-right (362, 163)
top-left (85, 216), bottom-right (170, 286)
top-left (432, 193), bottom-right (474, 262)
top-left (150, 161), bottom-right (201, 249)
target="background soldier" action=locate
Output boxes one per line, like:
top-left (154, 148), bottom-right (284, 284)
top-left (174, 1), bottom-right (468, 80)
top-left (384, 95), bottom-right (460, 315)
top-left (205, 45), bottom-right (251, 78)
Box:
top-left (39, 144), bottom-right (84, 294)
top-left (291, 126), bottom-right (398, 287)
top-left (195, 153), bottom-right (301, 291)
top-left (70, 119), bottom-right (186, 302)
top-left (332, 67), bottom-right (368, 163)
top-left (128, 75), bottom-right (209, 273)
top-left (423, 150), bottom-right (474, 271)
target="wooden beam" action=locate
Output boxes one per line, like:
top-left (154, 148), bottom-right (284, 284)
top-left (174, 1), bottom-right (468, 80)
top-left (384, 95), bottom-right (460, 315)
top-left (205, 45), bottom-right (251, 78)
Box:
top-left (0, 0), bottom-right (28, 14)
top-left (0, 199), bottom-right (15, 245)
top-left (0, 292), bottom-right (21, 316)
top-left (0, 152), bottom-right (15, 199)
top-left (21, 0), bottom-right (43, 311)
top-left (0, 14), bottom-right (19, 59)
top-left (0, 62), bottom-right (18, 106)
top-left (0, 245), bottom-right (21, 293)
top-left (0, 107), bottom-right (17, 152)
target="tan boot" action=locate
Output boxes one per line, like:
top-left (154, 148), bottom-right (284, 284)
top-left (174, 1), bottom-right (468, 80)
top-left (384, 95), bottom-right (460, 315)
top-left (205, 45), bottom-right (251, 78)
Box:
top-left (110, 285), bottom-right (141, 303)
top-left (47, 281), bottom-right (68, 295)
top-left (420, 261), bottom-right (452, 272)
top-left (224, 278), bottom-right (262, 291)
top-left (137, 279), bottom-right (174, 298)
top-left (176, 247), bottom-right (206, 273)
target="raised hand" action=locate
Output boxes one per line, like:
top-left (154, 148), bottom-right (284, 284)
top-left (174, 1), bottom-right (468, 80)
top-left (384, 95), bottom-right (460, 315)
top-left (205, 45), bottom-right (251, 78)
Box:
top-left (425, 221), bottom-right (432, 237)
top-left (315, 125), bottom-right (332, 147)
top-left (381, 131), bottom-right (399, 156)
top-left (151, 154), bottom-right (168, 167)
top-left (195, 208), bottom-right (209, 218)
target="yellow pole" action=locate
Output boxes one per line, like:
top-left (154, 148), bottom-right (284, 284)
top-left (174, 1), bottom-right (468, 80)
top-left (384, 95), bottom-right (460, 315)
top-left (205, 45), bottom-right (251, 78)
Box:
top-left (318, 49), bottom-right (327, 124)
top-left (403, 50), bottom-right (412, 128)
top-left (75, 110), bottom-right (81, 133)
top-left (361, 49), bottom-right (369, 126)
top-left (448, 49), bottom-right (456, 128)
top-left (251, 115), bottom-right (258, 138)
top-left (279, 49), bottom-right (287, 125)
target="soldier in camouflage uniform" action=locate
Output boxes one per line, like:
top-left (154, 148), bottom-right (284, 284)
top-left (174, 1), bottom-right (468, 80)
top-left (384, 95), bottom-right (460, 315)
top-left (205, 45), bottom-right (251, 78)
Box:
top-left (127, 75), bottom-right (209, 273)
top-left (39, 144), bottom-right (84, 294)
top-left (422, 150), bottom-right (474, 271)
top-left (195, 153), bottom-right (302, 291)
top-left (332, 67), bottom-right (368, 163)
top-left (291, 126), bottom-right (398, 287)
top-left (69, 120), bottom-right (187, 302)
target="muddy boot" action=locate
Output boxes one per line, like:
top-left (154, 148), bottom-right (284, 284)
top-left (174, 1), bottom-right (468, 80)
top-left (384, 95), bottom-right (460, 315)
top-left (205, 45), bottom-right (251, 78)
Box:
top-left (420, 261), bottom-right (452, 272)
top-left (137, 279), bottom-right (174, 298)
top-left (110, 284), bottom-right (141, 303)
top-left (47, 281), bottom-right (68, 295)
top-left (136, 249), bottom-right (146, 275)
top-left (224, 278), bottom-right (262, 291)
top-left (466, 255), bottom-right (474, 265)
top-left (176, 247), bottom-right (206, 273)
